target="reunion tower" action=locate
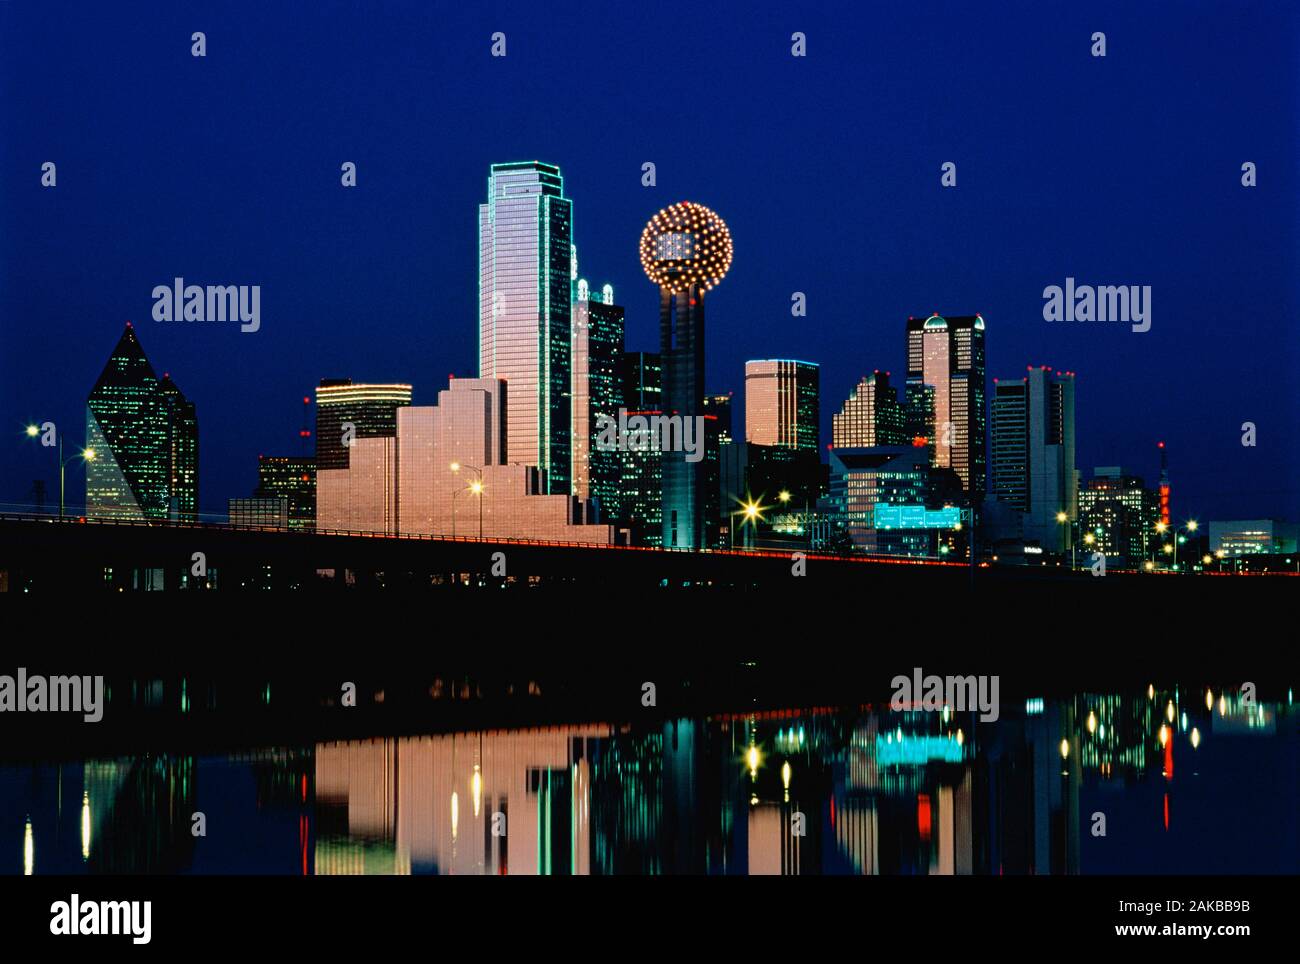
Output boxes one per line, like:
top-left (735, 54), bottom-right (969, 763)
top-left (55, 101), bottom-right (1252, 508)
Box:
top-left (639, 202), bottom-right (733, 549)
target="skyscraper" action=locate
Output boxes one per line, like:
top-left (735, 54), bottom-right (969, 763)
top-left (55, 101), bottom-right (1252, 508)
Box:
top-left (619, 350), bottom-right (663, 546)
top-left (905, 313), bottom-right (987, 498)
top-left (479, 161), bottom-right (573, 494)
top-left (571, 278), bottom-right (624, 520)
top-left (745, 359), bottom-right (819, 453)
top-left (639, 202), bottom-right (733, 549)
top-left (1077, 467), bottom-right (1159, 565)
top-left (86, 323), bottom-right (199, 521)
top-left (702, 392), bottom-right (732, 547)
top-left (832, 371), bottom-right (904, 448)
top-left (990, 366), bottom-right (1076, 551)
top-left (314, 379), bottom-right (412, 470)
top-left (254, 455), bottom-right (316, 530)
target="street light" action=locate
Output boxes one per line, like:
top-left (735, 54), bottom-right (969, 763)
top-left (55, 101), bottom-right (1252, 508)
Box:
top-left (25, 424), bottom-right (95, 520)
top-left (1056, 511), bottom-right (1074, 569)
top-left (450, 462), bottom-right (484, 540)
top-left (731, 498), bottom-right (763, 550)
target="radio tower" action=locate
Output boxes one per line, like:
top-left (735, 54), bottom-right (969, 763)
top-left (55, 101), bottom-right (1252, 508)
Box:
top-left (299, 395), bottom-right (312, 456)
top-left (1157, 440), bottom-right (1170, 525)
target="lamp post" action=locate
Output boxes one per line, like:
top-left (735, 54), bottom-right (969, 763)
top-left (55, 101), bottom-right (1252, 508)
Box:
top-left (27, 425), bottom-right (95, 520)
top-left (450, 462), bottom-right (484, 540)
top-left (1056, 511), bottom-right (1074, 570)
top-left (731, 499), bottom-right (762, 550)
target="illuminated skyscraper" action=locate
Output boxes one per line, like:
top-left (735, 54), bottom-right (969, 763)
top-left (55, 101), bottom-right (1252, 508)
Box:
top-left (619, 351), bottom-right (663, 546)
top-left (314, 379), bottom-right (411, 471)
top-left (832, 371), bottom-right (904, 448)
top-left (571, 278), bottom-right (624, 520)
top-left (86, 323), bottom-right (199, 521)
top-left (905, 313), bottom-right (987, 498)
top-left (745, 360), bottom-right (819, 453)
top-left (479, 161), bottom-right (573, 493)
top-left (254, 456), bottom-right (316, 530)
top-left (702, 392), bottom-right (732, 547)
top-left (990, 366), bottom-right (1075, 551)
top-left (640, 201), bottom-right (733, 549)
top-left (1077, 467), bottom-right (1159, 564)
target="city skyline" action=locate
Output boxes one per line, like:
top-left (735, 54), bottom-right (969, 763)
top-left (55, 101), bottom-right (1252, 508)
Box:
top-left (3, 2), bottom-right (1296, 527)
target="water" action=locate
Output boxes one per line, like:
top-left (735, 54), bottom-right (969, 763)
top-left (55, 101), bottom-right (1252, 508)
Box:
top-left (3, 688), bottom-right (1294, 875)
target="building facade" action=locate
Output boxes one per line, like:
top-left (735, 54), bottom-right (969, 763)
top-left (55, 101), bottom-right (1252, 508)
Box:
top-left (745, 359), bottom-right (820, 453)
top-left (618, 351), bottom-right (663, 546)
top-left (314, 379), bottom-right (411, 471)
top-left (86, 323), bottom-right (199, 521)
top-left (571, 279), bottom-right (625, 520)
top-left (905, 313), bottom-right (986, 498)
top-left (1077, 467), bottom-right (1160, 565)
top-left (254, 456), bottom-right (316, 530)
top-left (990, 366), bottom-right (1076, 552)
top-left (832, 371), bottom-right (905, 448)
top-left (828, 446), bottom-right (963, 555)
top-left (479, 161), bottom-right (573, 493)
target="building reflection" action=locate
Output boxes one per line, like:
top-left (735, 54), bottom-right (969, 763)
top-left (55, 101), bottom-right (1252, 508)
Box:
top-left (3, 685), bottom-right (1291, 875)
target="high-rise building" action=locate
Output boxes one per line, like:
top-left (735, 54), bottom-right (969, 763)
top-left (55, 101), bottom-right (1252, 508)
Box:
top-left (314, 380), bottom-right (411, 470)
top-left (619, 351), bottom-right (663, 546)
top-left (1077, 467), bottom-right (1160, 565)
top-left (745, 359), bottom-right (819, 453)
top-left (86, 323), bottom-right (199, 521)
top-left (254, 456), bottom-right (316, 530)
top-left (158, 373), bottom-right (199, 520)
top-left (702, 392), bottom-right (733, 547)
top-left (392, 378), bottom-right (614, 543)
top-left (832, 371), bottom-right (904, 448)
top-left (905, 313), bottom-right (987, 498)
top-left (639, 202), bottom-right (733, 549)
top-left (479, 161), bottom-right (573, 493)
top-left (827, 446), bottom-right (963, 555)
top-left (990, 366), bottom-right (1076, 551)
top-left (571, 278), bottom-right (625, 520)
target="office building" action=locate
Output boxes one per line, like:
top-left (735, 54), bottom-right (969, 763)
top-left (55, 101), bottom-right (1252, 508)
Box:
top-left (990, 366), bottom-right (1076, 552)
top-left (828, 445), bottom-right (963, 555)
top-left (745, 359), bottom-right (819, 452)
top-left (1077, 467), bottom-right (1161, 565)
top-left (479, 161), bottom-right (573, 493)
top-left (832, 371), bottom-right (905, 448)
top-left (86, 323), bottom-right (199, 521)
top-left (571, 278), bottom-right (625, 520)
top-left (905, 313), bottom-right (986, 498)
top-left (254, 456), bottom-right (316, 530)
top-left (618, 351), bottom-right (663, 546)
top-left (314, 379), bottom-right (411, 470)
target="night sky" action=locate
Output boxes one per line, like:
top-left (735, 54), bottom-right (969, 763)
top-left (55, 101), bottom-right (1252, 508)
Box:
top-left (2, 0), bottom-right (1296, 521)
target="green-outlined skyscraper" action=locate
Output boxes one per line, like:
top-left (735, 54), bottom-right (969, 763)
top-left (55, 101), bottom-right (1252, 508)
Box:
top-left (479, 161), bottom-right (573, 494)
top-left (86, 323), bottom-right (198, 520)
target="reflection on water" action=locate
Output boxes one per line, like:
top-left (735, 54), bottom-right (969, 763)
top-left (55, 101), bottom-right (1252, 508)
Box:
top-left (3, 687), bottom-right (1294, 875)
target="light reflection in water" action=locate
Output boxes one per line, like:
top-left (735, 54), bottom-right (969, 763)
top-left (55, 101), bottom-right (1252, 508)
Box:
top-left (0, 687), bottom-right (1293, 876)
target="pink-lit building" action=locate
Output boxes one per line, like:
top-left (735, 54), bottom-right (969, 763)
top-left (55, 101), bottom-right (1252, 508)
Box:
top-left (317, 377), bottom-right (614, 543)
top-left (317, 436), bottom-right (396, 534)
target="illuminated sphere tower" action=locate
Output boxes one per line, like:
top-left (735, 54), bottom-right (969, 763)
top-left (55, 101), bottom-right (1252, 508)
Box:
top-left (639, 202), bottom-right (733, 549)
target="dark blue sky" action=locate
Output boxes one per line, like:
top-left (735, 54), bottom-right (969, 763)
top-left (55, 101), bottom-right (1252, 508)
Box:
top-left (3, 0), bottom-right (1296, 521)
